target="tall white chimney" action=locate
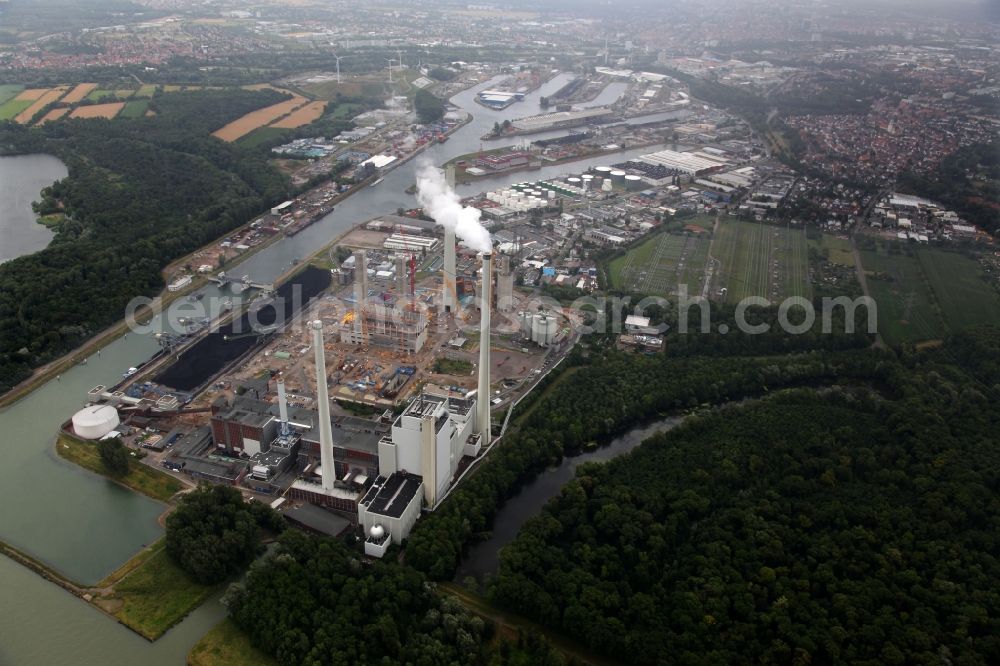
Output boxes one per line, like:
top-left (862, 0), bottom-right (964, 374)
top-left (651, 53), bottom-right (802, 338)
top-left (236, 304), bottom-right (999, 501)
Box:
top-left (276, 376), bottom-right (290, 436)
top-left (353, 249), bottom-right (367, 336)
top-left (442, 165), bottom-right (457, 313)
top-left (477, 253), bottom-right (492, 441)
top-left (310, 320), bottom-right (336, 491)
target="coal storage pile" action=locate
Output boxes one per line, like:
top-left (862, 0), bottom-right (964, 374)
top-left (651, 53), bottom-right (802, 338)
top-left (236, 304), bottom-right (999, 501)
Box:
top-left (155, 267), bottom-right (331, 392)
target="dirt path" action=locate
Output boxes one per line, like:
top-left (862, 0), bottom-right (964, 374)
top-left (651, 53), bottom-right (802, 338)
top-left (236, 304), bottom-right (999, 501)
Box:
top-left (851, 240), bottom-right (886, 349)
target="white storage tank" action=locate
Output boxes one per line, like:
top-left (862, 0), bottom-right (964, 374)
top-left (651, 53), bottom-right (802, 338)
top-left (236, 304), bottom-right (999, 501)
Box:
top-left (531, 312), bottom-right (559, 347)
top-left (602, 180), bottom-right (613, 192)
top-left (72, 404), bottom-right (121, 440)
top-left (519, 311), bottom-right (533, 338)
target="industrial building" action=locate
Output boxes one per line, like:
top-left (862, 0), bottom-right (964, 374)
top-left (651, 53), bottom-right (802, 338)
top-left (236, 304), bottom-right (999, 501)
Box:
top-left (476, 90), bottom-right (523, 109)
top-left (638, 149), bottom-right (729, 176)
top-left (338, 303), bottom-right (429, 354)
top-left (512, 107), bottom-right (616, 134)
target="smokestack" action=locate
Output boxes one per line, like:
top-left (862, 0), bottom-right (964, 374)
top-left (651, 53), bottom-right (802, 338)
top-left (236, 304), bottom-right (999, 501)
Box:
top-left (443, 165), bottom-right (457, 312)
top-left (277, 376), bottom-right (290, 435)
top-left (353, 249), bottom-right (367, 334)
top-left (310, 320), bottom-right (336, 491)
top-left (477, 253), bottom-right (492, 441)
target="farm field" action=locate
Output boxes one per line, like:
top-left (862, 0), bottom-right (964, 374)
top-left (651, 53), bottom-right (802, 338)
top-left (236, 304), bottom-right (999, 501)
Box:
top-left (69, 102), bottom-right (125, 119)
top-left (212, 95), bottom-right (308, 142)
top-left (61, 83), bottom-right (98, 104)
top-left (86, 88), bottom-right (135, 101)
top-left (608, 231), bottom-right (710, 296)
top-left (808, 233), bottom-right (855, 267)
top-left (14, 86), bottom-right (69, 123)
top-left (14, 88), bottom-right (49, 101)
top-left (0, 98), bottom-right (33, 120)
top-left (37, 107), bottom-right (70, 124)
top-left (711, 220), bottom-right (811, 303)
top-left (0, 84), bottom-right (24, 105)
top-left (236, 126), bottom-right (292, 148)
top-left (914, 249), bottom-right (1000, 332)
top-left (860, 246), bottom-right (945, 343)
top-left (270, 100), bottom-right (327, 128)
top-left (120, 99), bottom-right (150, 118)
top-left (859, 243), bottom-right (1000, 344)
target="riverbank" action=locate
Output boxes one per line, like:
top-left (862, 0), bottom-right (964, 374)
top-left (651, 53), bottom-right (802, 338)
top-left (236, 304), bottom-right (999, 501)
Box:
top-left (55, 433), bottom-right (186, 503)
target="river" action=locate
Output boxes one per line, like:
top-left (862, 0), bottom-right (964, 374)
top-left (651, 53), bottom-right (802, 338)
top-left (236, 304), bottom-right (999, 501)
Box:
top-left (0, 72), bottom-right (684, 664)
top-left (455, 416), bottom-right (683, 581)
top-left (0, 154), bottom-right (67, 263)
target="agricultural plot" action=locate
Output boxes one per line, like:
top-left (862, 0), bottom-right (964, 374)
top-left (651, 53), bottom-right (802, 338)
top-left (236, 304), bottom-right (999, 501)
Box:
top-left (120, 99), bottom-right (150, 118)
top-left (711, 220), bottom-right (811, 304)
top-left (37, 107), bottom-right (70, 124)
top-left (14, 88), bottom-right (49, 101)
top-left (270, 100), bottom-right (327, 128)
top-left (608, 231), bottom-right (710, 297)
top-left (69, 102), bottom-right (125, 119)
top-left (236, 126), bottom-right (292, 149)
top-left (808, 233), bottom-right (855, 267)
top-left (0, 98), bottom-right (33, 120)
top-left (860, 247), bottom-right (945, 343)
top-left (61, 83), bottom-right (98, 104)
top-left (860, 243), bottom-right (1000, 344)
top-left (0, 84), bottom-right (24, 106)
top-left (86, 88), bottom-right (135, 102)
top-left (212, 96), bottom-right (308, 142)
top-left (15, 86), bottom-right (69, 123)
top-left (915, 249), bottom-right (1000, 332)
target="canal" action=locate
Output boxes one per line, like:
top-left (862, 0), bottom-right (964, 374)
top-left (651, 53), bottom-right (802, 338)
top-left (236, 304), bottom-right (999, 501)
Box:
top-left (455, 416), bottom-right (684, 582)
top-left (0, 71), bottom-right (682, 663)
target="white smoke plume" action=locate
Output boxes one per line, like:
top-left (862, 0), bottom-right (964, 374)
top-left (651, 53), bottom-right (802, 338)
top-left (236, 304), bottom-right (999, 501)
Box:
top-left (415, 161), bottom-right (492, 253)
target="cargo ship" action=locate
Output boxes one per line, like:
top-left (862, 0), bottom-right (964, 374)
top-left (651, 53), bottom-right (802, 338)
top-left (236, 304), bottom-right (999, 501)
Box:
top-left (284, 204), bottom-right (334, 236)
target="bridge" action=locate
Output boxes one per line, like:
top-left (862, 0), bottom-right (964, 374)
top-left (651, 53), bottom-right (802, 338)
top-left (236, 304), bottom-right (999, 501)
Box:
top-left (207, 272), bottom-right (274, 293)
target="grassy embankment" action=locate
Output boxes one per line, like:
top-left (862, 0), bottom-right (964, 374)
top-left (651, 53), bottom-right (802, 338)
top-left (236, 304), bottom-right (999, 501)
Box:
top-left (188, 619), bottom-right (277, 666)
top-left (55, 434), bottom-right (183, 502)
top-left (95, 542), bottom-right (218, 641)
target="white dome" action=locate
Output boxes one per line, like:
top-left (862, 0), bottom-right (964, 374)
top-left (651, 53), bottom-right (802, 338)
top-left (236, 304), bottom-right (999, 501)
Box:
top-left (369, 524), bottom-right (386, 540)
top-left (72, 405), bottom-right (120, 440)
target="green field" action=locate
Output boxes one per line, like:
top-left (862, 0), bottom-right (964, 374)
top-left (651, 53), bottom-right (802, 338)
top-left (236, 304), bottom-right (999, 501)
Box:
top-left (0, 98), bottom-right (33, 120)
top-left (915, 249), bottom-right (1000, 332)
top-left (87, 88), bottom-right (134, 102)
top-left (712, 220), bottom-right (811, 303)
top-left (135, 84), bottom-right (158, 98)
top-left (56, 434), bottom-right (184, 502)
top-left (861, 243), bottom-right (1000, 343)
top-left (108, 545), bottom-right (218, 640)
top-left (608, 230), bottom-right (710, 296)
top-left (188, 619), bottom-right (277, 666)
top-left (120, 99), bottom-right (149, 118)
top-left (237, 125), bottom-right (292, 148)
top-left (0, 84), bottom-right (24, 106)
top-left (808, 233), bottom-right (855, 267)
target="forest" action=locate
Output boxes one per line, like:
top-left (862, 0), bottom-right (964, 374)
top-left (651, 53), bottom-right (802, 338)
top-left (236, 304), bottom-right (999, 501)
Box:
top-left (225, 529), bottom-right (566, 666)
top-left (488, 328), bottom-right (1000, 664)
top-left (404, 345), bottom-right (899, 580)
top-left (0, 88), bottom-right (291, 393)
